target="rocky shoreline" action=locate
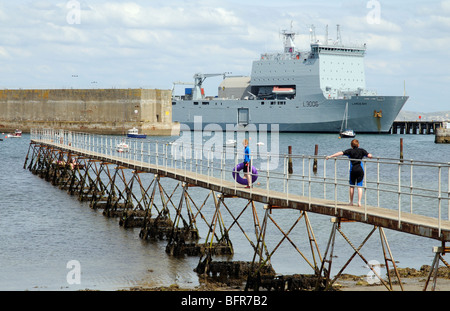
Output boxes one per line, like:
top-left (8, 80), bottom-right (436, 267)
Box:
top-left (122, 265), bottom-right (450, 292)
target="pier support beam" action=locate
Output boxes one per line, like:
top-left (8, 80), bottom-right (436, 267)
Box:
top-left (423, 243), bottom-right (450, 291)
top-left (319, 217), bottom-right (403, 291)
top-left (245, 205), bottom-right (324, 291)
top-left (138, 174), bottom-right (178, 239)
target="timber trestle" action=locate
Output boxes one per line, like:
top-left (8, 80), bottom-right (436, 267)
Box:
top-left (24, 133), bottom-right (450, 291)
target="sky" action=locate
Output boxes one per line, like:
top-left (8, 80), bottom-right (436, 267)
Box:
top-left (0, 0), bottom-right (449, 112)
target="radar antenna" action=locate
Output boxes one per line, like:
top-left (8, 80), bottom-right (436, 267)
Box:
top-left (336, 24), bottom-right (342, 45)
top-left (309, 25), bottom-right (317, 44)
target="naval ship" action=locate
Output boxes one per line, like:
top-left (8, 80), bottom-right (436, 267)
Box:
top-left (171, 25), bottom-right (408, 133)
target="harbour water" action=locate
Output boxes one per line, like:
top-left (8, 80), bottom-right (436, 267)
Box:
top-left (0, 131), bottom-right (448, 291)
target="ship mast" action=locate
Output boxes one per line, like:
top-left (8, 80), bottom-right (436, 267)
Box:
top-left (281, 22), bottom-right (297, 54)
top-left (309, 25), bottom-right (316, 44)
top-left (336, 24), bottom-right (342, 45)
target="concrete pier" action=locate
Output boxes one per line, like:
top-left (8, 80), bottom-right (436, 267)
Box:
top-left (0, 88), bottom-right (180, 136)
top-left (390, 120), bottom-right (444, 135)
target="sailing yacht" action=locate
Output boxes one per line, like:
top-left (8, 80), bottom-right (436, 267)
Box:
top-left (339, 103), bottom-right (355, 138)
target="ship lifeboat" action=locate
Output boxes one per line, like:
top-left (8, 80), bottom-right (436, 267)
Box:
top-left (272, 87), bottom-right (296, 95)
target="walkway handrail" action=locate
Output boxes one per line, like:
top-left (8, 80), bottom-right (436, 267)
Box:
top-left (30, 129), bottom-right (450, 236)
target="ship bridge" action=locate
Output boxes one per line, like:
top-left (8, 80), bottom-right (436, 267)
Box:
top-left (316, 42), bottom-right (369, 99)
top-left (312, 44), bottom-right (366, 56)
top-left (250, 25), bottom-right (372, 100)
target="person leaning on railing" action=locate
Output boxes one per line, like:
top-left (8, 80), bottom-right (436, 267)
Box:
top-left (326, 139), bottom-right (373, 207)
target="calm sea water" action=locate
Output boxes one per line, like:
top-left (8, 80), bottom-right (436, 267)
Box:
top-left (0, 132), bottom-right (448, 291)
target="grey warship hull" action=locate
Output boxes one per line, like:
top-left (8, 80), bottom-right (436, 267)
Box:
top-left (172, 95), bottom-right (407, 133)
top-left (172, 26), bottom-right (408, 133)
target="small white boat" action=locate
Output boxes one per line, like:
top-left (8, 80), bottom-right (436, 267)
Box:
top-left (340, 129), bottom-right (356, 138)
top-left (339, 103), bottom-right (356, 138)
top-left (127, 127), bottom-right (147, 139)
top-left (7, 129), bottom-right (22, 138)
top-left (116, 141), bottom-right (129, 152)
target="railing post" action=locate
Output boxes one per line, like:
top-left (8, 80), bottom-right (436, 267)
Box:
top-left (174, 144), bottom-right (177, 171)
top-left (195, 144), bottom-right (198, 181)
top-left (398, 161), bottom-right (402, 228)
top-left (220, 148), bottom-right (224, 182)
top-left (184, 146), bottom-right (187, 178)
top-left (438, 165), bottom-right (442, 237)
top-left (208, 148), bottom-right (211, 184)
top-left (155, 142), bottom-right (159, 169)
top-left (233, 148), bottom-right (239, 193)
top-left (164, 142), bottom-right (168, 168)
top-left (283, 155), bottom-right (286, 194)
top-left (286, 155), bottom-right (289, 202)
top-left (302, 157), bottom-right (305, 196)
top-left (334, 157), bottom-right (337, 212)
top-left (266, 153), bottom-right (270, 200)
top-left (323, 157), bottom-right (327, 199)
top-left (377, 158), bottom-right (380, 208)
top-left (308, 156), bottom-right (311, 209)
top-left (410, 160), bottom-right (414, 214)
top-left (363, 159), bottom-right (367, 220)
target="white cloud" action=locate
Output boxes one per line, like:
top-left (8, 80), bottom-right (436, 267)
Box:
top-left (0, 46), bottom-right (9, 58)
top-left (442, 0), bottom-right (450, 12)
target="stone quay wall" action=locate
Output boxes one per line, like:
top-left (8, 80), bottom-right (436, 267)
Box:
top-left (0, 88), bottom-right (180, 136)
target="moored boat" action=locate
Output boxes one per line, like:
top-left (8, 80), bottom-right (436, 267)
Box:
top-left (7, 129), bottom-right (22, 138)
top-left (339, 129), bottom-right (356, 138)
top-left (116, 141), bottom-right (129, 153)
top-left (339, 103), bottom-right (356, 138)
top-left (127, 127), bottom-right (147, 139)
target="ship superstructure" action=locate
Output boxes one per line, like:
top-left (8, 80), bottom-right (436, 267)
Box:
top-left (172, 25), bottom-right (408, 133)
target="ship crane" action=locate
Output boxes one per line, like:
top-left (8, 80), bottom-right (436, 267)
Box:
top-left (192, 72), bottom-right (230, 100)
top-left (171, 81), bottom-right (194, 93)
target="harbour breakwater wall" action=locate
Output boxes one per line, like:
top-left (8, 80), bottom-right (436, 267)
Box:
top-left (0, 88), bottom-right (180, 136)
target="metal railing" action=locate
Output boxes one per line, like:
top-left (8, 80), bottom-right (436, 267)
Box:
top-left (31, 129), bottom-right (450, 235)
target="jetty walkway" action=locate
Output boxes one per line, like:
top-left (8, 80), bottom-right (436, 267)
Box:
top-left (25, 129), bottom-right (450, 291)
